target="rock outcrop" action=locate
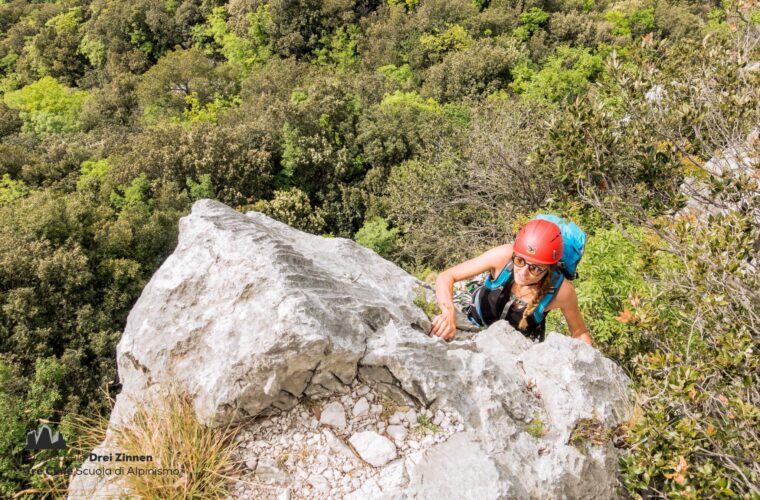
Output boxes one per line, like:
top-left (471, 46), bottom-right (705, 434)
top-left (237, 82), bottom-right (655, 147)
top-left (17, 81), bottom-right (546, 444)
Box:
top-left (68, 199), bottom-right (633, 499)
top-left (678, 126), bottom-right (759, 222)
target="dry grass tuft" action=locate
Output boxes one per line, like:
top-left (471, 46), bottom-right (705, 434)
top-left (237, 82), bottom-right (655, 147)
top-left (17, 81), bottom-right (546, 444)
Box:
top-left (111, 383), bottom-right (244, 499)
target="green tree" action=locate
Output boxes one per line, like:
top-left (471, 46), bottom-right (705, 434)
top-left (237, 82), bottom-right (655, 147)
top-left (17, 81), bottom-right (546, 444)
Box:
top-left (0, 174), bottom-right (29, 204)
top-left (191, 6), bottom-right (266, 79)
top-left (252, 187), bottom-right (326, 233)
top-left (186, 173), bottom-right (216, 201)
top-left (314, 24), bottom-right (361, 72)
top-left (513, 7), bottom-right (550, 41)
top-left (509, 45), bottom-right (604, 103)
top-left (135, 47), bottom-right (238, 126)
top-left (3, 76), bottom-right (87, 136)
top-left (355, 216), bottom-right (399, 258)
top-left (422, 37), bottom-right (526, 103)
top-left (110, 121), bottom-right (274, 207)
top-left (14, 6), bottom-right (89, 86)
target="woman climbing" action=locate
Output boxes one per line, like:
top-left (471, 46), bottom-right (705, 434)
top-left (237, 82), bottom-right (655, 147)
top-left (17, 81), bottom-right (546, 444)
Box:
top-left (430, 217), bottom-right (593, 345)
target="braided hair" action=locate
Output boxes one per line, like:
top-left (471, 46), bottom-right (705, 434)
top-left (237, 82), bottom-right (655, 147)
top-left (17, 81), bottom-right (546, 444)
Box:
top-left (518, 266), bottom-right (556, 330)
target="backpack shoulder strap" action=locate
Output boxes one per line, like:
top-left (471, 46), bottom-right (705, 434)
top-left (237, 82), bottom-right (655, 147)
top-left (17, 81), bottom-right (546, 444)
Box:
top-left (484, 260), bottom-right (513, 290)
top-left (533, 270), bottom-right (564, 324)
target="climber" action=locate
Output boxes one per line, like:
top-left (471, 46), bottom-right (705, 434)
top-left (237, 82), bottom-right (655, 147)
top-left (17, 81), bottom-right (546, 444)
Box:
top-left (429, 218), bottom-right (593, 345)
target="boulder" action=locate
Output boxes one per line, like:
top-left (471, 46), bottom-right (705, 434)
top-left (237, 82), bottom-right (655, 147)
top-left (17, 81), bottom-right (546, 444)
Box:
top-left (68, 199), bottom-right (633, 499)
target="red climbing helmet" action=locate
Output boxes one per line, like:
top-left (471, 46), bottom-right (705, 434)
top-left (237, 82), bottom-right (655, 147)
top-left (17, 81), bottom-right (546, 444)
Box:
top-left (513, 219), bottom-right (564, 265)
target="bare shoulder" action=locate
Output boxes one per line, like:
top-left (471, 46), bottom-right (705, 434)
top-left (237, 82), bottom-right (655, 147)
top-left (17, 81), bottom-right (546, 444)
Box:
top-left (489, 243), bottom-right (514, 278)
top-left (494, 243), bottom-right (514, 259)
top-left (546, 275), bottom-right (577, 311)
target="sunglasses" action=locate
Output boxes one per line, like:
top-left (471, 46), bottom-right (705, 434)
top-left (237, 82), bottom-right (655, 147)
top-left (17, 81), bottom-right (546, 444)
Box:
top-left (512, 255), bottom-right (548, 275)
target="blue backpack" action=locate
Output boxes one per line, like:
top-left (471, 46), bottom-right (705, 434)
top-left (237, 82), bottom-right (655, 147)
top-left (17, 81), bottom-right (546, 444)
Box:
top-left (469, 214), bottom-right (587, 325)
top-left (533, 214), bottom-right (587, 281)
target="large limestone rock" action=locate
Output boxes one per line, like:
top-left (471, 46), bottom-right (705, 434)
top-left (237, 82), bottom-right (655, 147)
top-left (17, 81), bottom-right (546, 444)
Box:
top-left (68, 199), bottom-right (633, 499)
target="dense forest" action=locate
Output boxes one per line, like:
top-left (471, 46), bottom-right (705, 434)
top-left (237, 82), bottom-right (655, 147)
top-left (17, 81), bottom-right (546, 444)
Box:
top-left (1, 0), bottom-right (758, 497)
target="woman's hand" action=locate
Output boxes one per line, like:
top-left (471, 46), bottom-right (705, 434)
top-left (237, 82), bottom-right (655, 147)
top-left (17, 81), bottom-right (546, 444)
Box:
top-left (430, 305), bottom-right (457, 341)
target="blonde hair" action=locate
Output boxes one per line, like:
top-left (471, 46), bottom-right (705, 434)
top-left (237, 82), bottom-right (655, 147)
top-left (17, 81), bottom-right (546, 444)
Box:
top-left (518, 267), bottom-right (556, 330)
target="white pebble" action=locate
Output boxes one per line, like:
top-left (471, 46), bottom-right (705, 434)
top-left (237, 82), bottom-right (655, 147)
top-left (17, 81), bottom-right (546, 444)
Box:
top-left (433, 410), bottom-right (445, 426)
top-left (356, 385), bottom-right (371, 396)
top-left (405, 409), bottom-right (418, 424)
top-left (386, 424), bottom-right (407, 443)
top-left (389, 411), bottom-right (404, 425)
top-left (320, 402), bottom-right (347, 430)
top-left (307, 473), bottom-right (330, 492)
top-left (348, 431), bottom-right (397, 467)
top-left (352, 397), bottom-right (369, 418)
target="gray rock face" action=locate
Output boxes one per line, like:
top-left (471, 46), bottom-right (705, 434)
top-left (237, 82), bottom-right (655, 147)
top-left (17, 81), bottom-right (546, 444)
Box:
top-left (68, 199), bottom-right (633, 499)
top-left (408, 431), bottom-right (504, 499)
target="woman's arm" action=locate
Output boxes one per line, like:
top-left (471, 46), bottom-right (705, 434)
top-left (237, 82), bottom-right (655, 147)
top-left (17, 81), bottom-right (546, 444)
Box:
top-left (555, 281), bottom-right (593, 346)
top-left (430, 244), bottom-right (512, 340)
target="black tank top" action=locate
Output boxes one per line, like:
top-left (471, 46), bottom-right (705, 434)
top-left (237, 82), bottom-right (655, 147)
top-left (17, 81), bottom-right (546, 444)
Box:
top-left (466, 275), bottom-right (546, 342)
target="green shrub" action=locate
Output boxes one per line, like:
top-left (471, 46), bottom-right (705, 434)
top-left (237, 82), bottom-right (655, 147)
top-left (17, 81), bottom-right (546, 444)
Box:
top-left (356, 90), bottom-right (465, 174)
top-left (558, 226), bottom-right (653, 362)
top-left (0, 174), bottom-right (29, 205)
top-left (75, 159), bottom-right (111, 197)
top-left (513, 7), bottom-right (550, 41)
top-left (191, 6), bottom-right (267, 79)
top-left (313, 24), bottom-right (360, 72)
top-left (604, 6), bottom-right (655, 38)
top-left (619, 211), bottom-right (760, 498)
top-left (418, 23), bottom-right (473, 63)
top-left (0, 183), bottom-right (191, 495)
top-left (186, 174), bottom-right (216, 201)
top-left (355, 216), bottom-right (399, 258)
top-left (510, 45), bottom-right (603, 103)
top-left (175, 92), bottom-right (241, 126)
top-left (526, 415), bottom-right (546, 438)
top-left (603, 19), bottom-right (760, 495)
top-left (421, 37), bottom-right (526, 103)
top-left (2, 76), bottom-right (87, 137)
top-left (413, 286), bottom-right (441, 320)
top-left (135, 47), bottom-right (238, 127)
top-left (252, 187), bottom-right (326, 234)
top-left (414, 413), bottom-right (441, 433)
top-left (110, 121), bottom-right (275, 207)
